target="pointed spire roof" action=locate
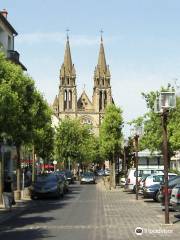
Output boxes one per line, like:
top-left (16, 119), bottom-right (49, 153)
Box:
top-left (97, 37), bottom-right (107, 74)
top-left (53, 95), bottom-right (58, 107)
top-left (63, 36), bottom-right (73, 73)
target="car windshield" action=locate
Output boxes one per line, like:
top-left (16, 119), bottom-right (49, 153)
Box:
top-left (82, 172), bottom-right (94, 177)
top-left (65, 171), bottom-right (72, 177)
top-left (169, 176), bottom-right (180, 186)
top-left (36, 174), bottom-right (57, 183)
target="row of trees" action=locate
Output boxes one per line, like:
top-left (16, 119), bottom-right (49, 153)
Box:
top-left (54, 103), bottom-right (124, 188)
top-left (0, 52), bottom-right (54, 200)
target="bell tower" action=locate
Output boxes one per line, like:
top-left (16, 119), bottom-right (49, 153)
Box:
top-left (92, 36), bottom-right (112, 112)
top-left (58, 35), bottom-right (77, 114)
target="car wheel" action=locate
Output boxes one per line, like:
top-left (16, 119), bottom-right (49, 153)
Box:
top-left (31, 195), bottom-right (38, 200)
top-left (155, 191), bottom-right (161, 202)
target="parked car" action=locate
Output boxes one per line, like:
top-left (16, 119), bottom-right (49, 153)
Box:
top-left (143, 183), bottom-right (161, 202)
top-left (143, 173), bottom-right (177, 202)
top-left (143, 173), bottom-right (177, 189)
top-left (104, 169), bottom-right (110, 176)
top-left (159, 175), bottom-right (180, 208)
top-left (55, 171), bottom-right (69, 193)
top-left (97, 169), bottom-right (105, 176)
top-left (124, 168), bottom-right (163, 191)
top-left (138, 174), bottom-right (151, 194)
top-left (29, 173), bottom-right (64, 199)
top-left (170, 183), bottom-right (180, 211)
top-left (80, 172), bottom-right (96, 184)
top-left (65, 170), bottom-right (74, 184)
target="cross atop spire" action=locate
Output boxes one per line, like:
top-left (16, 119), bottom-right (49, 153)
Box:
top-left (66, 28), bottom-right (70, 41)
top-left (100, 29), bottom-right (104, 42)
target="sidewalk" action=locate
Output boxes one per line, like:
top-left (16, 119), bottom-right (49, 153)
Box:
top-left (0, 197), bottom-right (32, 224)
top-left (96, 179), bottom-right (180, 239)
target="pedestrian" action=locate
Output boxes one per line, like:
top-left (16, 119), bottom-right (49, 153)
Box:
top-left (3, 176), bottom-right (13, 211)
top-left (26, 169), bottom-right (32, 186)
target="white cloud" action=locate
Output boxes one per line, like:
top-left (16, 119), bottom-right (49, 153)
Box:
top-left (16, 32), bottom-right (121, 46)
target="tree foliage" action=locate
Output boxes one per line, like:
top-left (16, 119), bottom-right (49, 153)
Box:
top-left (55, 118), bottom-right (98, 168)
top-left (0, 52), bottom-right (54, 193)
top-left (138, 85), bottom-right (178, 156)
top-left (99, 104), bottom-right (123, 160)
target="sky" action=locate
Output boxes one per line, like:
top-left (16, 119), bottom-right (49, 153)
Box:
top-left (1, 0), bottom-right (180, 136)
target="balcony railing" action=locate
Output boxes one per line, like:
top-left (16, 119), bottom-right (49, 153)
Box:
top-left (6, 50), bottom-right (27, 71)
top-left (7, 50), bottom-right (19, 62)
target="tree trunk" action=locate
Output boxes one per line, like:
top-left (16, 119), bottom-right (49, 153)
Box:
top-left (109, 160), bottom-right (112, 190)
top-left (0, 150), bottom-right (3, 205)
top-left (16, 145), bottom-right (21, 199)
top-left (32, 145), bottom-right (35, 183)
top-left (112, 152), bottom-right (116, 189)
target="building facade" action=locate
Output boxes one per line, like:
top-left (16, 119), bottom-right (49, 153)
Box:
top-left (0, 9), bottom-right (26, 177)
top-left (0, 9), bottom-right (26, 70)
top-left (53, 36), bottom-right (113, 135)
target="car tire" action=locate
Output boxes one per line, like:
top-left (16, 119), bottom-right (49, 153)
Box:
top-left (155, 191), bottom-right (161, 202)
top-left (31, 195), bottom-right (38, 200)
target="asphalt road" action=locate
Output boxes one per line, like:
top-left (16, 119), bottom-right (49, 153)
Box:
top-left (1, 180), bottom-right (180, 240)
top-left (0, 182), bottom-right (100, 240)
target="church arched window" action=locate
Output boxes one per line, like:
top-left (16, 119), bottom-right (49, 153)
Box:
top-left (99, 91), bottom-right (102, 111)
top-left (64, 90), bottom-right (67, 110)
top-left (69, 90), bottom-right (72, 109)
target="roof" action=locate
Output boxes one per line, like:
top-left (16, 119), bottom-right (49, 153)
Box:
top-left (77, 90), bottom-right (93, 110)
top-left (0, 13), bottom-right (17, 35)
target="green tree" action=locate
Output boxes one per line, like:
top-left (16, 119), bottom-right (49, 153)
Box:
top-left (55, 118), bottom-right (85, 169)
top-left (138, 85), bottom-right (178, 167)
top-left (99, 104), bottom-right (123, 189)
top-left (0, 52), bottom-right (53, 198)
top-left (55, 118), bottom-right (99, 171)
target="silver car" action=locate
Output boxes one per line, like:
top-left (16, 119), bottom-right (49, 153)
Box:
top-left (80, 172), bottom-right (96, 184)
top-left (170, 184), bottom-right (180, 211)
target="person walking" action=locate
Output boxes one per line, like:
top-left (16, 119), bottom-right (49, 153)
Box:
top-left (3, 176), bottom-right (13, 211)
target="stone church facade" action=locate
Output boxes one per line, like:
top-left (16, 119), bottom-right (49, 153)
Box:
top-left (52, 36), bottom-right (113, 135)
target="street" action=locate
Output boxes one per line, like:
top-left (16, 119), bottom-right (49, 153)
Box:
top-left (0, 180), bottom-right (180, 240)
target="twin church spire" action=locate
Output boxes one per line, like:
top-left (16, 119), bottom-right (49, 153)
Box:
top-left (54, 33), bottom-right (112, 124)
top-left (60, 34), bottom-right (110, 85)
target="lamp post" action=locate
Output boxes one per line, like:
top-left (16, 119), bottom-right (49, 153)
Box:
top-left (123, 140), bottom-right (128, 176)
top-left (131, 126), bottom-right (142, 200)
top-left (154, 91), bottom-right (176, 224)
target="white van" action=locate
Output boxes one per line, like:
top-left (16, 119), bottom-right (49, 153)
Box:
top-left (124, 168), bottom-right (163, 191)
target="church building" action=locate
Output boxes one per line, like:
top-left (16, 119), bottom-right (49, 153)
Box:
top-left (52, 35), bottom-right (113, 135)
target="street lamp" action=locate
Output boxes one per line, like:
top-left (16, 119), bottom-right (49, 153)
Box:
top-left (131, 126), bottom-right (142, 200)
top-left (122, 139), bottom-right (129, 175)
top-left (154, 91), bottom-right (176, 224)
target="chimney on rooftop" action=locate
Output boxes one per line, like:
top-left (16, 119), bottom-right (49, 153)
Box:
top-left (0, 9), bottom-right (8, 19)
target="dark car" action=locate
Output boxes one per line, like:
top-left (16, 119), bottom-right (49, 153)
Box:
top-left (80, 172), bottom-right (96, 184)
top-left (65, 170), bottom-right (74, 184)
top-left (54, 171), bottom-right (69, 193)
top-left (143, 183), bottom-right (161, 202)
top-left (29, 173), bottom-right (64, 199)
top-left (159, 175), bottom-right (180, 207)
